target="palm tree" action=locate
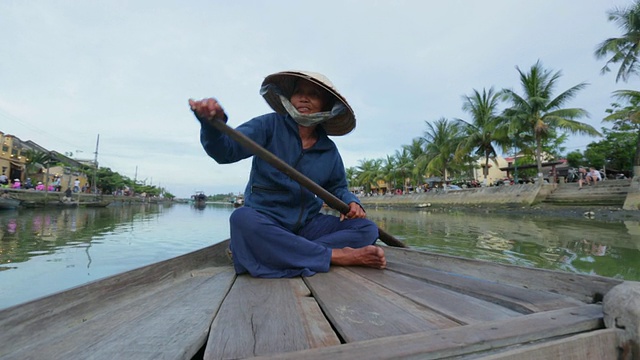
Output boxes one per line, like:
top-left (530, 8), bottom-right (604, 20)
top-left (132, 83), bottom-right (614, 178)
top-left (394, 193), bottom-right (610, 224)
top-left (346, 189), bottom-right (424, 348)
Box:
top-left (421, 118), bottom-right (463, 190)
top-left (355, 158), bottom-right (382, 194)
top-left (605, 89), bottom-right (640, 175)
top-left (380, 155), bottom-right (396, 193)
top-left (595, 1), bottom-right (640, 82)
top-left (402, 138), bottom-right (426, 188)
top-left (456, 87), bottom-right (503, 185)
top-left (393, 148), bottom-right (414, 193)
top-left (502, 61), bottom-right (600, 179)
top-left (345, 167), bottom-right (358, 190)
top-left (23, 150), bottom-right (53, 181)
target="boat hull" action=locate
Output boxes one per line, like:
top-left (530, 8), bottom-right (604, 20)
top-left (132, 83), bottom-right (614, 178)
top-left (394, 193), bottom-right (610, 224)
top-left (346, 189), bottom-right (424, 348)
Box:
top-left (0, 240), bottom-right (635, 359)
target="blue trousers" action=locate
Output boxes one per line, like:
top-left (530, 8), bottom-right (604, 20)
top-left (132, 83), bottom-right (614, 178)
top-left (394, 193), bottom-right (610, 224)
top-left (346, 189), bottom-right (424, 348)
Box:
top-left (229, 206), bottom-right (379, 278)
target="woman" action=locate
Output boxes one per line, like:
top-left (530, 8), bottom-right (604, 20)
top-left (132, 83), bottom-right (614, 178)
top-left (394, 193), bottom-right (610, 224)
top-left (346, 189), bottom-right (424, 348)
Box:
top-left (189, 71), bottom-right (386, 278)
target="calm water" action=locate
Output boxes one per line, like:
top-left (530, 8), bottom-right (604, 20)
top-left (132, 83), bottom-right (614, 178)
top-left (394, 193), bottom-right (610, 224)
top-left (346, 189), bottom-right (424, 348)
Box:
top-left (1, 203), bottom-right (639, 310)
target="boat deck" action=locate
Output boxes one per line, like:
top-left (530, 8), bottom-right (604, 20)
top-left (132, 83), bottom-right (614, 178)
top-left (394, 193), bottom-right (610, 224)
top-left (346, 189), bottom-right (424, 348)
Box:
top-left (0, 241), bottom-right (628, 359)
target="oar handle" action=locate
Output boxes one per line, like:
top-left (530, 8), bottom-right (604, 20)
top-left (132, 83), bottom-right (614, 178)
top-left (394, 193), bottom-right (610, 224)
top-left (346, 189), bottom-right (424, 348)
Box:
top-left (209, 119), bottom-right (407, 248)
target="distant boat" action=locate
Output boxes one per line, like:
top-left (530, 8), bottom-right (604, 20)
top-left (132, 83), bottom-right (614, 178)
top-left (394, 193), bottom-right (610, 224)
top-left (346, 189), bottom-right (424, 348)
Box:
top-left (192, 191), bottom-right (207, 209)
top-left (82, 200), bottom-right (112, 208)
top-left (0, 197), bottom-right (20, 210)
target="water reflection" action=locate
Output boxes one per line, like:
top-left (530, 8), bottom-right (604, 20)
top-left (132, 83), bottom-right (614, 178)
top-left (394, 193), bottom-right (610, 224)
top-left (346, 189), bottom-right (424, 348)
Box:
top-left (366, 208), bottom-right (640, 281)
top-left (0, 203), bottom-right (233, 310)
top-left (0, 205), bottom-right (168, 272)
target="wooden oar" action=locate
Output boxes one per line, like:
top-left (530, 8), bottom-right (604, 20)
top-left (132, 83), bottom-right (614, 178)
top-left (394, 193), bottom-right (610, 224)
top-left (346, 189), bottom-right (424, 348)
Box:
top-left (209, 119), bottom-right (407, 248)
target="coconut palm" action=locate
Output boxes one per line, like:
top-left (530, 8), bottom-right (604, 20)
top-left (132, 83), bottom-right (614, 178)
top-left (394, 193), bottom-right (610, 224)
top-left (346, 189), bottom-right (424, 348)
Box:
top-left (355, 158), bottom-right (382, 194)
top-left (421, 118), bottom-right (463, 189)
top-left (456, 87), bottom-right (503, 185)
top-left (605, 89), bottom-right (640, 175)
top-left (402, 138), bottom-right (426, 187)
top-left (379, 155), bottom-right (396, 193)
top-left (595, 1), bottom-right (640, 82)
top-left (502, 61), bottom-right (600, 179)
top-left (23, 150), bottom-right (53, 181)
top-left (345, 167), bottom-right (358, 189)
top-left (393, 148), bottom-right (414, 193)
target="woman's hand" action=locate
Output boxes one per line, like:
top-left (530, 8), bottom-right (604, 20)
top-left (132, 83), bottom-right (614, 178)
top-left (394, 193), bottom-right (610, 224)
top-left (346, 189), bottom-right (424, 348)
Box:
top-left (340, 202), bottom-right (366, 221)
top-left (189, 98), bottom-right (228, 125)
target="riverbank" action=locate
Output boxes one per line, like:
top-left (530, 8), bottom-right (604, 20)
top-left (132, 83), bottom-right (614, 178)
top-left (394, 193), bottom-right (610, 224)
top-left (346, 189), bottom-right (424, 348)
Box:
top-left (358, 180), bottom-right (640, 223)
top-left (395, 202), bottom-right (640, 223)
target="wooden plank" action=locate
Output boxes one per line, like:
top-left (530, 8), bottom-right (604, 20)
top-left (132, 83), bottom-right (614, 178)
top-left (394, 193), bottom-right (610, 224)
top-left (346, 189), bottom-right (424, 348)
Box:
top-left (347, 267), bottom-right (521, 324)
top-left (1, 266), bottom-right (236, 360)
top-left (473, 328), bottom-right (619, 360)
top-left (0, 241), bottom-right (231, 332)
top-left (304, 267), bottom-right (460, 343)
top-left (254, 304), bottom-right (604, 360)
top-left (386, 261), bottom-right (584, 313)
top-left (203, 275), bottom-right (340, 359)
top-left (384, 246), bottom-right (621, 303)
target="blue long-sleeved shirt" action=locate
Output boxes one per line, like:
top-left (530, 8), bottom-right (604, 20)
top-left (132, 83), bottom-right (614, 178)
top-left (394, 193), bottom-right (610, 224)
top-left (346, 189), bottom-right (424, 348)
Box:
top-left (200, 112), bottom-right (359, 232)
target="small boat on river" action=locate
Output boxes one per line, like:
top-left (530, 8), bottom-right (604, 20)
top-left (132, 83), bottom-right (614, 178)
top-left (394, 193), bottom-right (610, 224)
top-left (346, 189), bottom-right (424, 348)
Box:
top-left (0, 239), bottom-right (636, 359)
top-left (192, 191), bottom-right (207, 209)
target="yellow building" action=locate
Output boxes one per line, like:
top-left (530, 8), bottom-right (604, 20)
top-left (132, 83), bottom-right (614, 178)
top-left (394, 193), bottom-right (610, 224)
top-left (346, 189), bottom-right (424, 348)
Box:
top-left (472, 155), bottom-right (510, 185)
top-left (0, 131), bottom-right (89, 190)
top-left (0, 132), bottom-right (27, 183)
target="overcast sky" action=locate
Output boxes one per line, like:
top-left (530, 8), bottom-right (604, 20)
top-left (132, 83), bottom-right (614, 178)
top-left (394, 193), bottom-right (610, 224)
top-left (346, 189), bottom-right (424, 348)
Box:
top-left (0, 0), bottom-right (633, 198)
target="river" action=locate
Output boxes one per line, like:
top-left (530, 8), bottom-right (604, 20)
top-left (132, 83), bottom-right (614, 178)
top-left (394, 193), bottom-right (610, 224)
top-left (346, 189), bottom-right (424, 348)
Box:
top-left (1, 203), bottom-right (639, 310)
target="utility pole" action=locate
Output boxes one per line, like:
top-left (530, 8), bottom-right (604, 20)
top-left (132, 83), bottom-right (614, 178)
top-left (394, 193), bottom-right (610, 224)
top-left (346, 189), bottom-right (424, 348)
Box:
top-left (93, 134), bottom-right (99, 195)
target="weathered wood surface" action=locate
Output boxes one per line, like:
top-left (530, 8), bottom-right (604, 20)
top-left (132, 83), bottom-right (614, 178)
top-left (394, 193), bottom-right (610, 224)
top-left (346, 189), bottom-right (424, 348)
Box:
top-left (255, 304), bottom-right (605, 360)
top-left (204, 276), bottom-right (339, 359)
top-left (473, 328), bottom-right (619, 360)
top-left (0, 242), bottom-right (234, 360)
top-left (0, 240), bottom-right (626, 360)
top-left (384, 246), bottom-right (622, 303)
top-left (305, 267), bottom-right (460, 342)
top-left (385, 261), bottom-right (584, 313)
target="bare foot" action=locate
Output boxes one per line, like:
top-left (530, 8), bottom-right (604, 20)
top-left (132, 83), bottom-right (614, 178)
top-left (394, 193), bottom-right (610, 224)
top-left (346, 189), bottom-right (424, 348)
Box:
top-left (331, 246), bottom-right (386, 269)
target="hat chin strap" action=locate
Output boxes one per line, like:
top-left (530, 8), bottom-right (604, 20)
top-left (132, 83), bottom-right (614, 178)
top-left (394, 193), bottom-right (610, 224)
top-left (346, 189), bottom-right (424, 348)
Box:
top-left (278, 94), bottom-right (335, 127)
top-left (260, 83), bottom-right (347, 128)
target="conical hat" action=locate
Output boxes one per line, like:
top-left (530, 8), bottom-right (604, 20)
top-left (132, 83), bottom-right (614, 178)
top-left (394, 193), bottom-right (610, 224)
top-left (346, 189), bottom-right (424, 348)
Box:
top-left (261, 71), bottom-right (356, 136)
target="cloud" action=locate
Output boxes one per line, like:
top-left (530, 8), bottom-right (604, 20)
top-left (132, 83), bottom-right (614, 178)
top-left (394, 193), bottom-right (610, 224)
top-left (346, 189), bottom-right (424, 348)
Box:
top-left (0, 0), bottom-right (630, 197)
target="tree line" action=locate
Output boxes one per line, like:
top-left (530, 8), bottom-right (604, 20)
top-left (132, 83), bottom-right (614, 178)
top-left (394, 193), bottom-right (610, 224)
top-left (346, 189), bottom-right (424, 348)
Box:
top-left (347, 1), bottom-right (640, 193)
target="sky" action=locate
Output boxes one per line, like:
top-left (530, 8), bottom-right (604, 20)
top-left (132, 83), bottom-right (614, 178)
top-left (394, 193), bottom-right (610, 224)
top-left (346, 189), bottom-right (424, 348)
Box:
top-left (0, 0), bottom-right (635, 198)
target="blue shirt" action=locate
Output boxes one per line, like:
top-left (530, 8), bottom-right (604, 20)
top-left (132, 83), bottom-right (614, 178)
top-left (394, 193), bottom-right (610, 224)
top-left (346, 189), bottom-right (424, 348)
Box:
top-left (200, 112), bottom-right (359, 232)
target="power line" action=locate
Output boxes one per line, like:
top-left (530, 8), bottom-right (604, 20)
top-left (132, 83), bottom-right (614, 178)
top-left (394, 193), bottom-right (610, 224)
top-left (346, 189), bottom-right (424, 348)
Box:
top-left (0, 108), bottom-right (90, 153)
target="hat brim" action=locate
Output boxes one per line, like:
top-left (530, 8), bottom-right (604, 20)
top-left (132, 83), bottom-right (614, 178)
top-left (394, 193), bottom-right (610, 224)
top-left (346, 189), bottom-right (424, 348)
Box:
top-left (261, 71), bottom-right (356, 136)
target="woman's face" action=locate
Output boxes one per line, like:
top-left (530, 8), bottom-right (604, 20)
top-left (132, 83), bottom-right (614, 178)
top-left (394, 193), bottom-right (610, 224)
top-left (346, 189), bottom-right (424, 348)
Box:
top-left (290, 79), bottom-right (327, 114)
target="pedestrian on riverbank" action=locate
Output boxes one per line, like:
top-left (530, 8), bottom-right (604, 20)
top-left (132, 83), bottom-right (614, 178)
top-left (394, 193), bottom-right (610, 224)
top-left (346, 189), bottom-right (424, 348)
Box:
top-left (62, 188), bottom-right (73, 202)
top-left (578, 167), bottom-right (588, 189)
top-left (190, 70), bottom-right (385, 278)
top-left (587, 167), bottom-right (601, 185)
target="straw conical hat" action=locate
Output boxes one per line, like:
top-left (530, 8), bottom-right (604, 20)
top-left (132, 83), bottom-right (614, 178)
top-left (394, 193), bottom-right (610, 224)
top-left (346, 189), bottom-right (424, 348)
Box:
top-left (261, 71), bottom-right (356, 136)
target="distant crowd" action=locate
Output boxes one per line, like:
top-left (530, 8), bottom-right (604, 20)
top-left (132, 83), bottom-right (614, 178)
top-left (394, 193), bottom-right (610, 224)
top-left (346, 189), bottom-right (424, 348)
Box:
top-left (0, 174), bottom-right (85, 193)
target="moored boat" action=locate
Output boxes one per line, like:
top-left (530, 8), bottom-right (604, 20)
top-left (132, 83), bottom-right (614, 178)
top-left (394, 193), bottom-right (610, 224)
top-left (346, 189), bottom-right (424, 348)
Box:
top-left (0, 239), bottom-right (637, 359)
top-left (81, 200), bottom-right (112, 208)
top-left (192, 191), bottom-right (207, 209)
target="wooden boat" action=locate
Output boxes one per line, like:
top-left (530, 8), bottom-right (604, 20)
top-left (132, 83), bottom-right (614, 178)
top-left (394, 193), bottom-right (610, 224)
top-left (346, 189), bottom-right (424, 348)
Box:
top-left (0, 239), bottom-right (637, 359)
top-left (0, 197), bottom-right (20, 210)
top-left (192, 191), bottom-right (207, 209)
top-left (81, 200), bottom-right (113, 208)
